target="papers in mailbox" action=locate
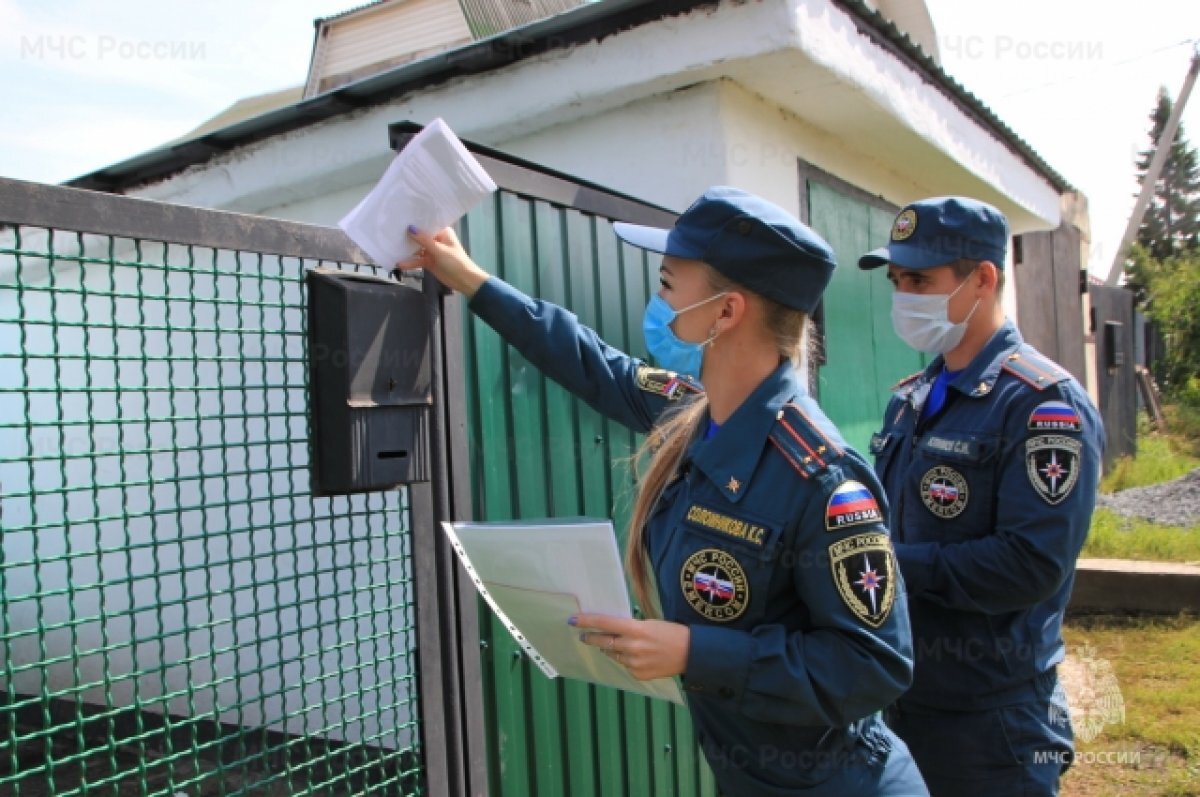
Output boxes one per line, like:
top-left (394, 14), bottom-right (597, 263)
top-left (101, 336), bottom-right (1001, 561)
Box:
top-left (339, 117), bottom-right (497, 267)
top-left (441, 519), bottom-right (684, 705)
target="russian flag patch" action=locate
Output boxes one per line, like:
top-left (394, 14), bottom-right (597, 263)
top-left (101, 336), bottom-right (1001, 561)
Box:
top-left (1028, 401), bottom-right (1082, 432)
top-left (826, 480), bottom-right (883, 531)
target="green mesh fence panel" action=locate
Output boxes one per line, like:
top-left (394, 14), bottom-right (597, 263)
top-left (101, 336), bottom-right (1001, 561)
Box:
top-left (0, 224), bottom-right (424, 796)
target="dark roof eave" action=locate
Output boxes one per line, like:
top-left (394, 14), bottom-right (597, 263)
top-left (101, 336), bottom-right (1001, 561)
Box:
top-left (69, 0), bottom-right (1073, 197)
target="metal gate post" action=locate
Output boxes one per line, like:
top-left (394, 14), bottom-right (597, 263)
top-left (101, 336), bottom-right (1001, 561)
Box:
top-left (411, 274), bottom-right (487, 797)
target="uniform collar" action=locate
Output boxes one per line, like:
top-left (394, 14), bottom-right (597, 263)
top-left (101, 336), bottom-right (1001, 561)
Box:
top-left (689, 360), bottom-right (802, 503)
top-left (907, 319), bottom-right (1023, 400)
top-left (951, 319), bottom-right (1024, 398)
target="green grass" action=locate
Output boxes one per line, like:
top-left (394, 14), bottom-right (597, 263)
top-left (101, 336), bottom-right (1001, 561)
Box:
top-left (1083, 418), bottom-right (1200, 563)
top-left (1082, 509), bottom-right (1200, 563)
top-left (1100, 432), bottom-right (1200, 494)
top-left (1061, 614), bottom-right (1200, 796)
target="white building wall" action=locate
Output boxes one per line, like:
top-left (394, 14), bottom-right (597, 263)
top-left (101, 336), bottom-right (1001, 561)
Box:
top-left (493, 83), bottom-right (729, 215)
top-left (236, 75), bottom-right (1028, 330)
top-left (493, 77), bottom-right (982, 239)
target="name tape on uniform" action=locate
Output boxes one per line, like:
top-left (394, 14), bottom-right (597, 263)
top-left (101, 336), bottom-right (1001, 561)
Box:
top-left (685, 504), bottom-right (770, 547)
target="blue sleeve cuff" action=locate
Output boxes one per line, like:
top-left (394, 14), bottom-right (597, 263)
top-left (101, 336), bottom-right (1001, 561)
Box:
top-left (467, 275), bottom-right (513, 305)
top-left (894, 541), bottom-right (936, 596)
top-left (683, 625), bottom-right (752, 703)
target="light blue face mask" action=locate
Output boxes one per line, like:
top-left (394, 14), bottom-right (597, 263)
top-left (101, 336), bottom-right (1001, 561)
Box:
top-left (642, 292), bottom-right (726, 380)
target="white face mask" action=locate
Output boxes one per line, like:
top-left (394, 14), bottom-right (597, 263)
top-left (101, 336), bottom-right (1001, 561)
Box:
top-left (891, 276), bottom-right (981, 354)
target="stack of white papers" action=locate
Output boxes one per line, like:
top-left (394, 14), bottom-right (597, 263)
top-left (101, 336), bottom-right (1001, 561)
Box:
top-left (339, 118), bottom-right (497, 267)
top-left (442, 519), bottom-right (684, 705)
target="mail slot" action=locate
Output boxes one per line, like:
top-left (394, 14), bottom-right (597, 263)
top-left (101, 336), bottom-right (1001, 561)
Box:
top-left (306, 268), bottom-right (432, 495)
top-left (1104, 320), bottom-right (1124, 370)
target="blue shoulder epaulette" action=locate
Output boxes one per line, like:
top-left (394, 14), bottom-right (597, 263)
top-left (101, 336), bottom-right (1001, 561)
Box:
top-left (768, 402), bottom-right (846, 480)
top-left (1001, 348), bottom-right (1070, 391)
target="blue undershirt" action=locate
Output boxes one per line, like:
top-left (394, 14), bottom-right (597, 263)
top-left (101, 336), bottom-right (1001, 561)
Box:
top-left (922, 366), bottom-right (963, 421)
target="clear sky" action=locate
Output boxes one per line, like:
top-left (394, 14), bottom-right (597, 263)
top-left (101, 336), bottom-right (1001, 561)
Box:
top-left (1, 0), bottom-right (1197, 279)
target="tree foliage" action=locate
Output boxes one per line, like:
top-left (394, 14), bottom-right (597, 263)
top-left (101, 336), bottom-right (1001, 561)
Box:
top-left (1126, 87), bottom-right (1200, 399)
top-left (1129, 244), bottom-right (1200, 398)
top-left (1135, 86), bottom-right (1200, 262)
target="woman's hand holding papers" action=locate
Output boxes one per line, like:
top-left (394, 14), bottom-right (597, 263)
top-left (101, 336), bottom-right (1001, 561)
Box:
top-left (571, 614), bottom-right (690, 681)
top-left (397, 226), bottom-right (489, 299)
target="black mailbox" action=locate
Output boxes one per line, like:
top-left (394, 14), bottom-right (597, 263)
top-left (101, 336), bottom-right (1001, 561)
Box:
top-left (306, 268), bottom-right (432, 495)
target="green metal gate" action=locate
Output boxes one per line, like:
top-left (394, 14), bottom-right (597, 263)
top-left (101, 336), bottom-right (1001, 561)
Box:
top-left (0, 180), bottom-right (427, 796)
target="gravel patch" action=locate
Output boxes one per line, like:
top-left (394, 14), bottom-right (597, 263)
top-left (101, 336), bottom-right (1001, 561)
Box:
top-left (1095, 468), bottom-right (1200, 527)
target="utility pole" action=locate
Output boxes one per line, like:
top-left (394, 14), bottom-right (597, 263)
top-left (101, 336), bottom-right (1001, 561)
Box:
top-left (1105, 48), bottom-right (1200, 286)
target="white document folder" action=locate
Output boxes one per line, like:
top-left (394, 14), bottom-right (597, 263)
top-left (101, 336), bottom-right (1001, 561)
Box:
top-left (441, 519), bottom-right (685, 705)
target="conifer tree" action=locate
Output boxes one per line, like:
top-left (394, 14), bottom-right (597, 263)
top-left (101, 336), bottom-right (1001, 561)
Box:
top-left (1135, 86), bottom-right (1200, 261)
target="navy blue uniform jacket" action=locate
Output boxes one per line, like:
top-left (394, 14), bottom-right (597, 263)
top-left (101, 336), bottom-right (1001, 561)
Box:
top-left (470, 277), bottom-right (914, 796)
top-left (870, 321), bottom-right (1103, 710)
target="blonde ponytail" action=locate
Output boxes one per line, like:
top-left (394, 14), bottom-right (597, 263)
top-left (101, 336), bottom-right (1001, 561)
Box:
top-left (624, 397), bottom-right (708, 618)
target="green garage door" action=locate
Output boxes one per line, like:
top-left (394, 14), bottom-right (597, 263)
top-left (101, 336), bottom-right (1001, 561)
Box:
top-left (808, 180), bottom-right (928, 452)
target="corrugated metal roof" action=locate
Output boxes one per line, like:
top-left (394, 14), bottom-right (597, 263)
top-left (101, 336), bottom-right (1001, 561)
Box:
top-left (458, 0), bottom-right (585, 37)
top-left (318, 0), bottom-right (586, 32)
top-left (68, 0), bottom-right (1072, 194)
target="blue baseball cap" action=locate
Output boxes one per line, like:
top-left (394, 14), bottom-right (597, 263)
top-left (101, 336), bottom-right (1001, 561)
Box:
top-left (858, 196), bottom-right (1009, 270)
top-left (613, 186), bottom-right (836, 314)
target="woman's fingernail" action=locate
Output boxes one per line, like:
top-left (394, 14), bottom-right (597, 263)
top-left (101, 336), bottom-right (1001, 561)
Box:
top-left (407, 225), bottom-right (419, 235)
top-left (567, 616), bottom-right (577, 626)
top-left (578, 632), bottom-right (588, 642)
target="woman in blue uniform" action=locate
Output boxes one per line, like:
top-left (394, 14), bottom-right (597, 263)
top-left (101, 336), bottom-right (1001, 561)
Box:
top-left (401, 186), bottom-right (927, 796)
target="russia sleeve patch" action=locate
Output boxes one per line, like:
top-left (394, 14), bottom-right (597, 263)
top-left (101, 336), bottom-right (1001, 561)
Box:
top-left (1028, 400), bottom-right (1083, 432)
top-left (825, 480), bottom-right (883, 531)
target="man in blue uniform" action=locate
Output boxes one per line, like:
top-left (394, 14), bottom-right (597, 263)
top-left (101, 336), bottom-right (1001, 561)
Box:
top-left (858, 197), bottom-right (1104, 796)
